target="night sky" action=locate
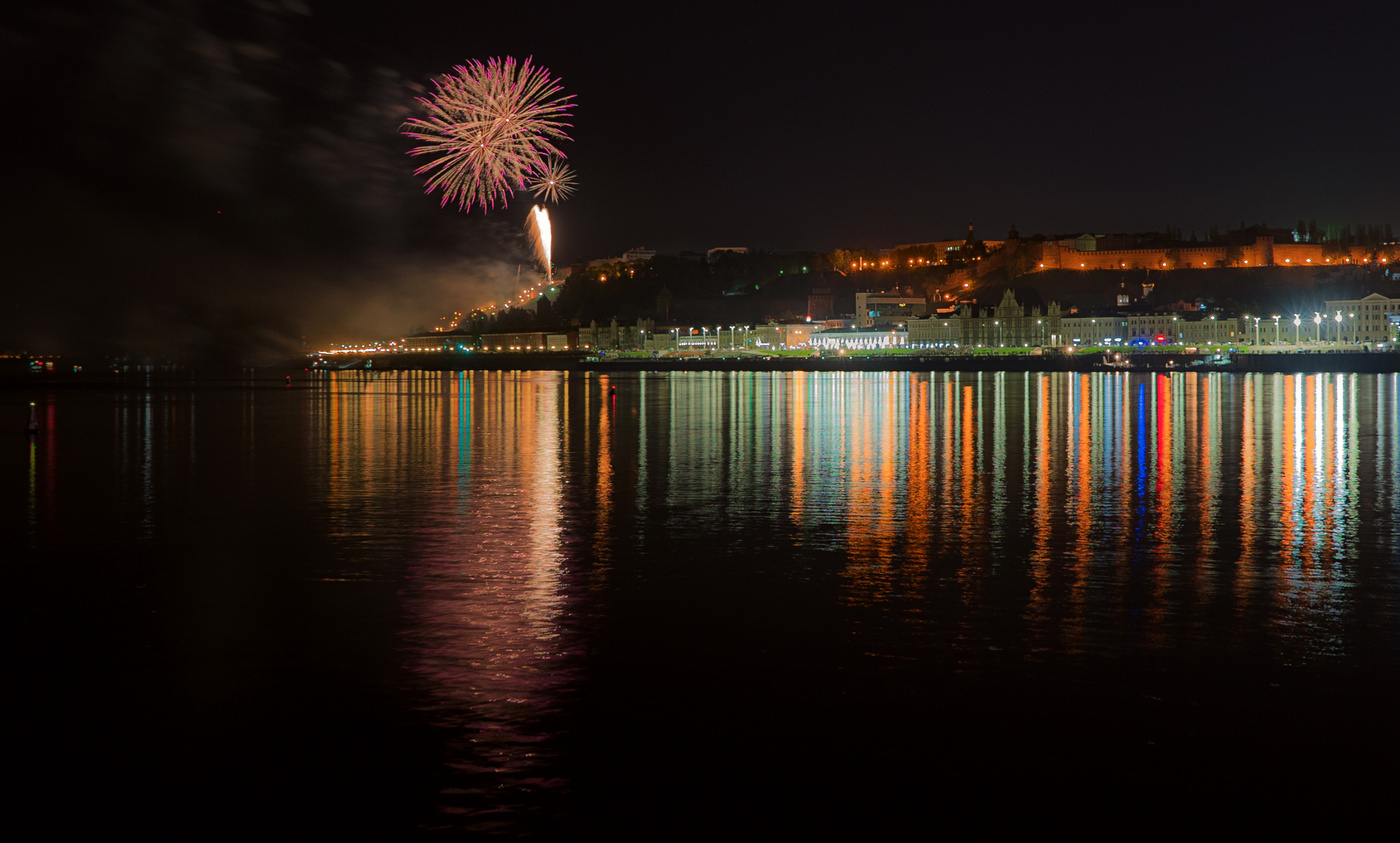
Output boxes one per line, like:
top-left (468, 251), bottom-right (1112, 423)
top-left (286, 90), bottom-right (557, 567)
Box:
top-left (4, 0), bottom-right (1395, 356)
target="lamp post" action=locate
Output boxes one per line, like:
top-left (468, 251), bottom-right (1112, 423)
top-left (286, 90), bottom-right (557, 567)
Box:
top-left (1313, 312), bottom-right (1322, 344)
top-left (994, 320), bottom-right (1001, 346)
top-left (1349, 312), bottom-right (1356, 345)
top-left (1254, 317), bottom-right (1261, 346)
top-left (1273, 315), bottom-right (1280, 345)
top-left (1335, 311), bottom-right (1343, 345)
top-left (1294, 314), bottom-right (1301, 345)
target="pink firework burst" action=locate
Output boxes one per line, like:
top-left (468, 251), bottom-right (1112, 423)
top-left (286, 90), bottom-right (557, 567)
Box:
top-left (403, 57), bottom-right (574, 213)
top-left (529, 158), bottom-right (577, 204)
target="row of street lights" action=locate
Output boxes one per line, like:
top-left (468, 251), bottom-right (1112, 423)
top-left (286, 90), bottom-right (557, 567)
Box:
top-left (670, 325), bottom-right (753, 350)
top-left (1279, 311), bottom-right (1360, 345)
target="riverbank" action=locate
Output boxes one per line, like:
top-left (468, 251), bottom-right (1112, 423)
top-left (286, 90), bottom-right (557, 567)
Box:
top-left (339, 348), bottom-right (1400, 375)
top-left (7, 348), bottom-right (1398, 387)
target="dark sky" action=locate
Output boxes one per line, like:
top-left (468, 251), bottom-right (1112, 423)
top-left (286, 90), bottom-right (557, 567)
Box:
top-left (3, 0), bottom-right (1395, 356)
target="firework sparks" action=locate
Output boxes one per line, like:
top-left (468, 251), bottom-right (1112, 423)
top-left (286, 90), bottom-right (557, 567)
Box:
top-left (403, 57), bottom-right (574, 212)
top-left (530, 158), bottom-right (576, 204)
top-left (528, 206), bottom-right (553, 282)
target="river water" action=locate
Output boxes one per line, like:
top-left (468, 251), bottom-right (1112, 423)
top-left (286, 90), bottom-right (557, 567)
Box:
top-left (8, 370), bottom-right (1399, 833)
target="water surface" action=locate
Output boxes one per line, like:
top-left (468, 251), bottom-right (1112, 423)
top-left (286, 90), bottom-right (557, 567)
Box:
top-left (8, 370), bottom-right (1399, 832)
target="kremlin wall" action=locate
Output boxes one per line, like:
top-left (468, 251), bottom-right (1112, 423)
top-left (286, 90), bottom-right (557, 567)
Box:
top-left (1028, 235), bottom-right (1379, 272)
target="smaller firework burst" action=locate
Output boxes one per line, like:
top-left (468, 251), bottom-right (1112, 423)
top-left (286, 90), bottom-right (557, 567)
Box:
top-left (529, 159), bottom-right (576, 204)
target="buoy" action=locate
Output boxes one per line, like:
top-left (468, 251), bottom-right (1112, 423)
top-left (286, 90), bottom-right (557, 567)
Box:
top-left (26, 402), bottom-right (38, 434)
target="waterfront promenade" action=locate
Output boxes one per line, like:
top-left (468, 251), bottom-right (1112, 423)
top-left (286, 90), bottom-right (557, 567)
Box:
top-left (341, 348), bottom-right (1400, 375)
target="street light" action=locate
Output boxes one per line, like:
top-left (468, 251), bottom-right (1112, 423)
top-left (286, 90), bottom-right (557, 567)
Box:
top-left (1313, 312), bottom-right (1322, 344)
top-left (1253, 317), bottom-right (1261, 346)
top-left (1272, 315), bottom-right (1280, 345)
top-left (1335, 311), bottom-right (1343, 345)
top-left (1293, 314), bottom-right (1301, 345)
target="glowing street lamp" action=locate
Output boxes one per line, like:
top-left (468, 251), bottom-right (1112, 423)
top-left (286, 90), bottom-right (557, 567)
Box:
top-left (1272, 315), bottom-right (1280, 345)
top-left (1313, 312), bottom-right (1322, 343)
top-left (1293, 314), bottom-right (1301, 345)
top-left (1335, 310), bottom-right (1343, 344)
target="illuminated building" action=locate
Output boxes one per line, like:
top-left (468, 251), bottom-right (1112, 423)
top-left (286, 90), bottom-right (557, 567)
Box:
top-left (854, 291), bottom-right (927, 328)
top-left (1321, 293), bottom-right (1400, 344)
top-left (578, 318), bottom-right (654, 351)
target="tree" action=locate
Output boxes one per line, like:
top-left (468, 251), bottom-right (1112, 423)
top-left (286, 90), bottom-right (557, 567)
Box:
top-left (1007, 242), bottom-right (1035, 278)
top-left (826, 248), bottom-right (853, 272)
top-left (1225, 241), bottom-right (1243, 266)
top-left (1163, 247), bottom-right (1182, 269)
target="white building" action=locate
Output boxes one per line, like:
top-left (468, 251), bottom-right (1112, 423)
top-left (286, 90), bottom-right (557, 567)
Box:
top-left (1322, 293), bottom-right (1400, 344)
top-left (808, 330), bottom-right (909, 351)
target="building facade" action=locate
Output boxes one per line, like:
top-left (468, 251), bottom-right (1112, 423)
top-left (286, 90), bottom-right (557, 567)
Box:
top-left (1321, 293), bottom-right (1400, 344)
top-left (578, 318), bottom-right (655, 351)
top-left (854, 291), bottom-right (927, 328)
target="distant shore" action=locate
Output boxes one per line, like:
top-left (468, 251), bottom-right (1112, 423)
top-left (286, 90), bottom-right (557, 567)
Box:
top-left (7, 348), bottom-right (1399, 386)
top-left (332, 348), bottom-right (1400, 375)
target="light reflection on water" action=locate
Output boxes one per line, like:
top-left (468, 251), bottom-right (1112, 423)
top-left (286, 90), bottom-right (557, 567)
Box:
top-left (11, 370), bottom-right (1398, 830)
top-left (309, 369), bottom-right (1398, 737)
top-left (309, 371), bottom-right (577, 825)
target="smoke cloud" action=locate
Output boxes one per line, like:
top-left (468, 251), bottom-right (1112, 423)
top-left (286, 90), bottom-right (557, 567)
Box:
top-left (1, 1), bottom-right (539, 363)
